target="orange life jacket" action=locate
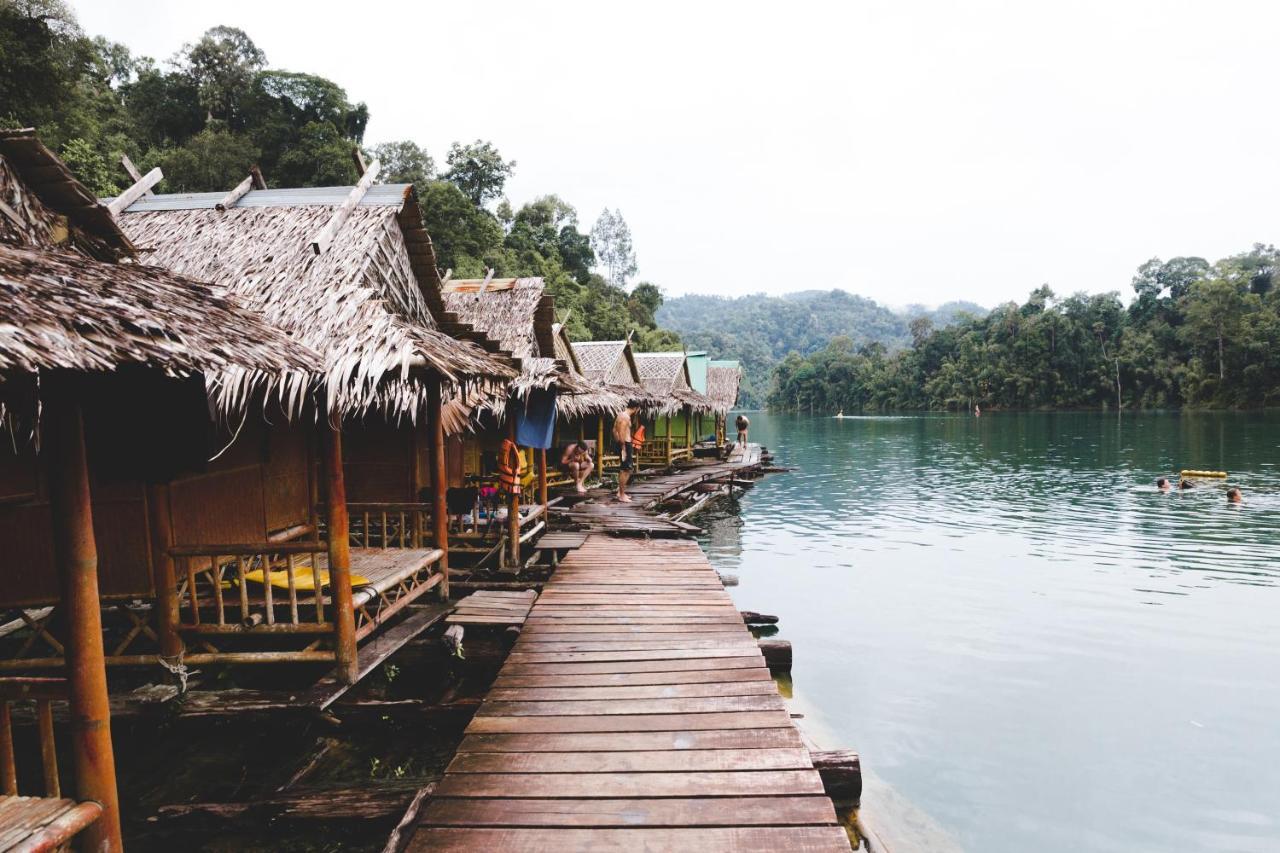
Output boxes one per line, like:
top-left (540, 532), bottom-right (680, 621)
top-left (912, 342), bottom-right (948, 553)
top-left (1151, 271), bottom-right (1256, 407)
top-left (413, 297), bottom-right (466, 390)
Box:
top-left (498, 439), bottom-right (523, 495)
top-left (632, 425), bottom-right (646, 449)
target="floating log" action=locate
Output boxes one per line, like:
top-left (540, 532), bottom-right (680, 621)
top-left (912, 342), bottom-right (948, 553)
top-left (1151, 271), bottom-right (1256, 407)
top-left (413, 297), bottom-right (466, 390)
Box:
top-left (740, 610), bottom-right (779, 625)
top-left (811, 749), bottom-right (862, 805)
top-left (759, 638), bottom-right (792, 671)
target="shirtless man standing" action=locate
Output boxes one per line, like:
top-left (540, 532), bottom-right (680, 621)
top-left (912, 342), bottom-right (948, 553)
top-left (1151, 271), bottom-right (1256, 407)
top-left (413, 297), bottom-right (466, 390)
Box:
top-left (614, 401), bottom-right (639, 503)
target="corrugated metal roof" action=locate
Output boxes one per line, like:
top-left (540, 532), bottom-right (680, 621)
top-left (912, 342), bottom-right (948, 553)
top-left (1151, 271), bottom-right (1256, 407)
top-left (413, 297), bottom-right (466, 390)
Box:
top-left (102, 184), bottom-right (411, 212)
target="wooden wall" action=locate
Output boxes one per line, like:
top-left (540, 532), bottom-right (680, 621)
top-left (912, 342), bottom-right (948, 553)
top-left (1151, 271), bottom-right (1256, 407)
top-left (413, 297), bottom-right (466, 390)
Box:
top-left (0, 411), bottom-right (313, 608)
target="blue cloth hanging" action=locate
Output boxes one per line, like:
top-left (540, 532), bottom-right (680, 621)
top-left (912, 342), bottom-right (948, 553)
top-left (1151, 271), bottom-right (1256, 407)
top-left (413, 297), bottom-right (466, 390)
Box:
top-left (515, 388), bottom-right (558, 449)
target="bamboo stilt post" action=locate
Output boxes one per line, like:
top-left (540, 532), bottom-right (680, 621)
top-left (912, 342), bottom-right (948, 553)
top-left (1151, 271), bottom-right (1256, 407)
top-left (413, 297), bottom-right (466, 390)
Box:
top-left (507, 417), bottom-right (520, 568)
top-left (43, 377), bottom-right (123, 853)
top-left (595, 416), bottom-right (605, 479)
top-left (538, 448), bottom-right (548, 510)
top-left (146, 482), bottom-right (183, 660)
top-left (321, 422), bottom-right (358, 685)
top-left (427, 376), bottom-right (449, 599)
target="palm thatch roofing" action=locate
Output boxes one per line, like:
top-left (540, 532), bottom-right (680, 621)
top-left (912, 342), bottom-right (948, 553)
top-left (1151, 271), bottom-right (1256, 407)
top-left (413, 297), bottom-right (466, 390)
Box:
top-left (0, 243), bottom-right (318, 380)
top-left (568, 338), bottom-right (666, 414)
top-left (0, 129), bottom-right (133, 261)
top-left (706, 362), bottom-right (742, 415)
top-left (0, 132), bottom-right (321, 429)
top-left (109, 182), bottom-right (515, 424)
top-left (440, 279), bottom-right (623, 421)
top-left (634, 352), bottom-right (717, 415)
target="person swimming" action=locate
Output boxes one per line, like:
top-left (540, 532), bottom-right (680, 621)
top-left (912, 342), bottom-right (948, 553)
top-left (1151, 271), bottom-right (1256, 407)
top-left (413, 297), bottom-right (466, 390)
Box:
top-left (1178, 478), bottom-right (1195, 490)
top-left (1156, 477), bottom-right (1170, 491)
top-left (1227, 487), bottom-right (1243, 504)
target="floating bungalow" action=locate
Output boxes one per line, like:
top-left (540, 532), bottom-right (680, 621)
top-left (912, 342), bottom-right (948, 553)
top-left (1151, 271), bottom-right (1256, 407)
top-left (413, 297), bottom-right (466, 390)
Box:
top-left (568, 337), bottom-right (660, 474)
top-left (438, 277), bottom-right (621, 564)
top-left (0, 129), bottom-right (320, 852)
top-left (28, 160), bottom-right (517, 690)
top-left (633, 351), bottom-right (718, 466)
top-left (705, 359), bottom-right (744, 450)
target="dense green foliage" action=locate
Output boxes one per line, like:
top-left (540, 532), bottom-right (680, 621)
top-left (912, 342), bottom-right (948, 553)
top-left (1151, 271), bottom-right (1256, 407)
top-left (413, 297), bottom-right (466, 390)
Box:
top-left (0, 0), bottom-right (669, 344)
top-left (658, 292), bottom-right (984, 406)
top-left (769, 247), bottom-right (1280, 411)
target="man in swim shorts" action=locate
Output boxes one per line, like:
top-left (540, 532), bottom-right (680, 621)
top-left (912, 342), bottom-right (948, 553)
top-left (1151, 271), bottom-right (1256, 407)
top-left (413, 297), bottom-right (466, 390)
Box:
top-left (614, 401), bottom-right (639, 502)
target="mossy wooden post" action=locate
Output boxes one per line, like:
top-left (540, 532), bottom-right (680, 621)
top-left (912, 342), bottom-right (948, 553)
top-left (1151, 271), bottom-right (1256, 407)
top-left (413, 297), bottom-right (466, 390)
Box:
top-left (43, 377), bottom-right (123, 853)
top-left (595, 416), bottom-right (605, 479)
top-left (146, 482), bottom-right (183, 661)
top-left (322, 421), bottom-right (358, 685)
top-left (427, 376), bottom-right (449, 599)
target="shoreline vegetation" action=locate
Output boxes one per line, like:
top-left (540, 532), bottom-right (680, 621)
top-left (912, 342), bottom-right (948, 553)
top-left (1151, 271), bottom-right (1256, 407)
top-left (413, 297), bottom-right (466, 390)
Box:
top-left (768, 250), bottom-right (1280, 413)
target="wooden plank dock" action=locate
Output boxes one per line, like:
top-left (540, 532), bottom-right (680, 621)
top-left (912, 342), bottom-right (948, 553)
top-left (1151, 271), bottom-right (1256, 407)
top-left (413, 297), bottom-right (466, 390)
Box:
top-left (407, 535), bottom-right (850, 852)
top-left (548, 444), bottom-right (767, 536)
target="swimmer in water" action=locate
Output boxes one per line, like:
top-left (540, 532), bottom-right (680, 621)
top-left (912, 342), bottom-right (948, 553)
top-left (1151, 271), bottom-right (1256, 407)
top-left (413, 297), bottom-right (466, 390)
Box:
top-left (1227, 487), bottom-right (1242, 504)
top-left (1178, 478), bottom-right (1195, 490)
top-left (1156, 477), bottom-right (1170, 491)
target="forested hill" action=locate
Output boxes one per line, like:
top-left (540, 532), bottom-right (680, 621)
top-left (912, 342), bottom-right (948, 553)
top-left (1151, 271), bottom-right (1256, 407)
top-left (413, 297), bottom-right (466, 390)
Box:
top-left (768, 247), bottom-right (1280, 412)
top-left (657, 291), bottom-right (985, 406)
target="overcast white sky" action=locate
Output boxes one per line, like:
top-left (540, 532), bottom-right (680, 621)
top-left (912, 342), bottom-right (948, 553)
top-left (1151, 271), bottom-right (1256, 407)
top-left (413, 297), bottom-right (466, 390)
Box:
top-left (75, 0), bottom-right (1279, 307)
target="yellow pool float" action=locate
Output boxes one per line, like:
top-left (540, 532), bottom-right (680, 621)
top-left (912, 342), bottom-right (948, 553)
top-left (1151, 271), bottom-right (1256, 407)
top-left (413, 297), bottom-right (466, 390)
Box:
top-left (1180, 469), bottom-right (1227, 479)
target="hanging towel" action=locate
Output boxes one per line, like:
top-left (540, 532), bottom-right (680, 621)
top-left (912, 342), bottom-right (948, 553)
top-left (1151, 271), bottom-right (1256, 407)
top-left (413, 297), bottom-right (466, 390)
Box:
top-left (515, 388), bottom-right (558, 449)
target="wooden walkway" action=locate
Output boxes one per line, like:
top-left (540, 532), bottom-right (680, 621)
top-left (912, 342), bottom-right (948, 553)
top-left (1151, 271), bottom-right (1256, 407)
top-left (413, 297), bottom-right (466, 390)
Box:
top-left (408, 535), bottom-right (849, 852)
top-left (548, 444), bottom-right (767, 536)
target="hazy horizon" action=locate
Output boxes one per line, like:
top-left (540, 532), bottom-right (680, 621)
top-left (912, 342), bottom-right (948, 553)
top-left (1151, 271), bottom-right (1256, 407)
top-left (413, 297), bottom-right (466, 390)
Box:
top-left (76, 0), bottom-right (1279, 305)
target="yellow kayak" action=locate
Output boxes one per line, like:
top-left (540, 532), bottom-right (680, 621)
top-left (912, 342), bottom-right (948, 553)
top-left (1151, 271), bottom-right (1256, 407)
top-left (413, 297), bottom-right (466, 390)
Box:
top-left (1180, 469), bottom-right (1227, 479)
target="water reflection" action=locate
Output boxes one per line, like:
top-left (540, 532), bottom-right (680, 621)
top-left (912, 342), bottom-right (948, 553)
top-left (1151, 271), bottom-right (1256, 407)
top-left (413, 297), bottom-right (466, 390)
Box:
top-left (699, 411), bottom-right (1280, 853)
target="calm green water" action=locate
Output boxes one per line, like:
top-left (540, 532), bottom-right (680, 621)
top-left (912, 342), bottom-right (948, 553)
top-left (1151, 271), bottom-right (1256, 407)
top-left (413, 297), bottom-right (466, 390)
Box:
top-left (699, 411), bottom-right (1280, 853)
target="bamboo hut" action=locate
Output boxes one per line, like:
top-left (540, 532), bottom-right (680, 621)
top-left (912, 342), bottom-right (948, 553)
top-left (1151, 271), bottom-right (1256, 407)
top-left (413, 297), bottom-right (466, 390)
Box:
top-left (543, 322), bottom-right (627, 488)
top-left (633, 352), bottom-right (717, 466)
top-left (101, 164), bottom-right (514, 682)
top-left (438, 278), bottom-right (614, 565)
top-left (706, 360), bottom-right (743, 450)
top-left (569, 339), bottom-right (660, 476)
top-left (0, 129), bottom-right (320, 852)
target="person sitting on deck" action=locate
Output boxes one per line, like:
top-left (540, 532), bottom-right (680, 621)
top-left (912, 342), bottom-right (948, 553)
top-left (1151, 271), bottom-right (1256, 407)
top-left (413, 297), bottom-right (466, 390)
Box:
top-left (1156, 477), bottom-right (1170, 491)
top-left (560, 441), bottom-right (594, 494)
top-left (735, 413), bottom-right (750, 446)
top-left (614, 401), bottom-right (639, 503)
top-left (1227, 487), bottom-right (1243, 504)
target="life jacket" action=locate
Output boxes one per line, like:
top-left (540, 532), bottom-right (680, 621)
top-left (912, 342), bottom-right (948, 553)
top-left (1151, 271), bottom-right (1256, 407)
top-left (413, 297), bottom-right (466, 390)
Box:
top-left (632, 425), bottom-right (646, 449)
top-left (497, 439), bottom-right (523, 495)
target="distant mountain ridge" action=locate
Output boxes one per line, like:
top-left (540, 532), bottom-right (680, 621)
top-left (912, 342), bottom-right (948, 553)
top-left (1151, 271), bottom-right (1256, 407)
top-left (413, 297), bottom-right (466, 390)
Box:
top-left (656, 290), bottom-right (985, 406)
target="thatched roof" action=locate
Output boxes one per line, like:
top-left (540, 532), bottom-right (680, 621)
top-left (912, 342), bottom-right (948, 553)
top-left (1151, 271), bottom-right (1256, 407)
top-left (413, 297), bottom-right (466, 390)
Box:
top-left (442, 278), bottom-right (554, 362)
top-left (634, 352), bottom-right (717, 415)
top-left (572, 340), bottom-right (638, 385)
top-left (569, 339), bottom-right (669, 415)
top-left (0, 243), bottom-right (318, 380)
top-left (0, 132), bottom-right (319, 428)
top-left (0, 129), bottom-right (133, 261)
top-left (706, 362), bottom-right (742, 415)
top-left (111, 185), bottom-right (514, 422)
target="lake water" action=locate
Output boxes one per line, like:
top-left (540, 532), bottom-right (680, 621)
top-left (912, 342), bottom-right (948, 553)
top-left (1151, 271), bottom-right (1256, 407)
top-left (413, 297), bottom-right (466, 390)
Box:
top-left (698, 411), bottom-right (1280, 853)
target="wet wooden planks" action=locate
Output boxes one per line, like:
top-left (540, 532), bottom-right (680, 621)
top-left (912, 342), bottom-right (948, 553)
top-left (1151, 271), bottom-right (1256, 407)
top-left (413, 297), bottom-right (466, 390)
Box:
top-left (446, 589), bottom-right (537, 627)
top-left (408, 536), bottom-right (849, 852)
top-left (548, 449), bottom-right (766, 535)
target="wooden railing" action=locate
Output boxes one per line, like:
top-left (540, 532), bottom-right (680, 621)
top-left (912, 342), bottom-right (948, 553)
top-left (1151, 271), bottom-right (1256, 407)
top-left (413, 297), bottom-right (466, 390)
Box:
top-left (345, 503), bottom-right (432, 549)
top-left (0, 677), bottom-right (64, 798)
top-left (0, 677), bottom-right (105, 850)
top-left (168, 542), bottom-right (337, 665)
